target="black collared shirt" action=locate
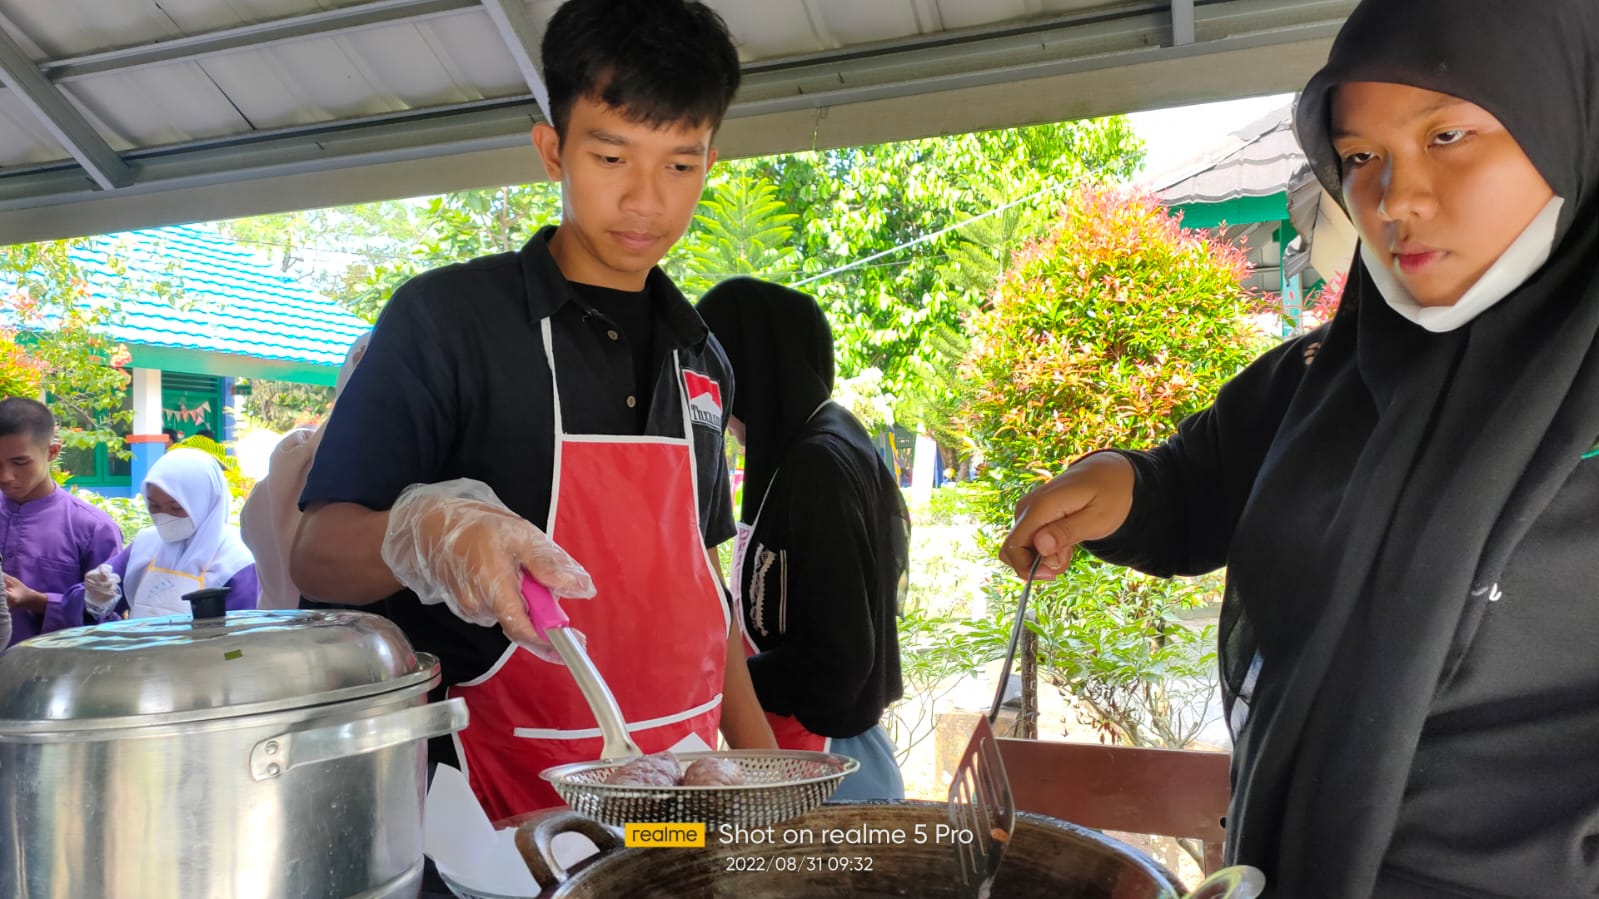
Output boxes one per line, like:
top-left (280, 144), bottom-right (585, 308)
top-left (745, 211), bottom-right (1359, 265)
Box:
top-left (301, 226), bottom-right (736, 697)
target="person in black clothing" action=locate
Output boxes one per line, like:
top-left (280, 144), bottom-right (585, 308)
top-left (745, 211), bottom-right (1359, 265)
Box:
top-left (292, 0), bottom-right (774, 836)
top-left (698, 278), bottom-right (909, 800)
top-left (1003, 0), bottom-right (1599, 894)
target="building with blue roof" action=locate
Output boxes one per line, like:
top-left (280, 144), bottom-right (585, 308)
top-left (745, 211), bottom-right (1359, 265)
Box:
top-left (47, 224), bottom-right (370, 497)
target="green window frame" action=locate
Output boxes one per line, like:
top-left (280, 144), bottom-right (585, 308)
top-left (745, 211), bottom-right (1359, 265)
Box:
top-left (59, 391), bottom-right (133, 489)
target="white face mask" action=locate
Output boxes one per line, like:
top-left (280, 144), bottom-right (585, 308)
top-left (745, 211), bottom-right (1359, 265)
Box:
top-left (153, 512), bottom-right (196, 543)
top-left (1364, 196), bottom-right (1564, 333)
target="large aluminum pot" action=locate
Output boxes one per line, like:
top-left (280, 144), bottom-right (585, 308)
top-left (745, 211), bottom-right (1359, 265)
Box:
top-left (517, 801), bottom-right (1255, 898)
top-left (0, 608), bottom-right (468, 899)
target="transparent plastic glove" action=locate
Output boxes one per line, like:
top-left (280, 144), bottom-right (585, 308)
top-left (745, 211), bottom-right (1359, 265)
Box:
top-left (381, 478), bottom-right (595, 659)
top-left (0, 583), bottom-right (11, 651)
top-left (84, 563), bottom-right (121, 616)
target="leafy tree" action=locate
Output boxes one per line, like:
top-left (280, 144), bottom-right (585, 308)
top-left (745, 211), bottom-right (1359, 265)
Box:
top-left (239, 379), bottom-right (335, 432)
top-left (961, 186), bottom-right (1272, 750)
top-left (1, 241), bottom-right (133, 475)
top-left (170, 433), bottom-right (256, 501)
top-left (669, 170), bottom-right (800, 296)
top-left (742, 117), bottom-right (1145, 438)
top-left (0, 322), bottom-right (44, 398)
top-left (219, 187), bottom-right (561, 322)
top-left (219, 202), bottom-right (423, 321)
top-left (215, 116), bottom-right (1141, 470)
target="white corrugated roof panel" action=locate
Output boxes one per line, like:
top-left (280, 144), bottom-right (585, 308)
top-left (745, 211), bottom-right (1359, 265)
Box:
top-left (0, 0), bottom-right (1358, 242)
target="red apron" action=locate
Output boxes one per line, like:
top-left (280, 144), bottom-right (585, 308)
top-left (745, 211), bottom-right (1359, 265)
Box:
top-left (448, 319), bottom-right (730, 822)
top-left (732, 442), bottom-right (831, 755)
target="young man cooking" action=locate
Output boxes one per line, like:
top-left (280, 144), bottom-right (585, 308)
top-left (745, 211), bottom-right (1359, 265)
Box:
top-left (0, 397), bottom-right (123, 647)
top-left (291, 0), bottom-right (773, 824)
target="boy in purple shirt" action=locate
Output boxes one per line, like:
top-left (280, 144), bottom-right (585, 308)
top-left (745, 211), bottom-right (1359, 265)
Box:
top-left (0, 397), bottom-right (123, 646)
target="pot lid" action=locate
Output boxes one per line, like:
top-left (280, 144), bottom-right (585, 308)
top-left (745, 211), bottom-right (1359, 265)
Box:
top-left (0, 609), bottom-right (438, 734)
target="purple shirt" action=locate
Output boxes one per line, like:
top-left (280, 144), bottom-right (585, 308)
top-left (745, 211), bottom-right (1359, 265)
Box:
top-left (0, 486), bottom-right (123, 646)
top-left (65, 544), bottom-right (261, 621)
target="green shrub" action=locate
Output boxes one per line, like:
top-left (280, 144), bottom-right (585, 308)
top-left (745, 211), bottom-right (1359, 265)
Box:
top-left (957, 186), bottom-right (1272, 748)
top-left (73, 489), bottom-right (152, 546)
top-left (171, 434), bottom-right (256, 502)
top-left (885, 605), bottom-right (1005, 764)
top-left (1023, 563), bottom-right (1222, 747)
top-left (916, 482), bottom-right (980, 527)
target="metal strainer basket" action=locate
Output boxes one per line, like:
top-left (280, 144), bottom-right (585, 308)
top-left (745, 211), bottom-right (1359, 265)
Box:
top-left (520, 575), bottom-right (859, 829)
top-left (541, 749), bottom-right (859, 828)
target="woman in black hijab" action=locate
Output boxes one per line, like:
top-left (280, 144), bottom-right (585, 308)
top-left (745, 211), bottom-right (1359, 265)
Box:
top-left (1001, 0), bottom-right (1599, 893)
top-left (697, 277), bottom-right (910, 800)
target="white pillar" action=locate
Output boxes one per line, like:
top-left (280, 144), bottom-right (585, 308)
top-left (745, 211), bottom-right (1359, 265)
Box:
top-left (911, 431), bottom-right (937, 507)
top-left (131, 368), bottom-right (162, 434)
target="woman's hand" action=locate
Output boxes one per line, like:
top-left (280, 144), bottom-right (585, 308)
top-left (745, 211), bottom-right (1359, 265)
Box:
top-left (999, 452), bottom-right (1135, 579)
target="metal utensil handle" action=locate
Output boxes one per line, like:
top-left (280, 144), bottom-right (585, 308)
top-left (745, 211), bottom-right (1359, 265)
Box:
top-left (521, 571), bottom-right (641, 760)
top-left (249, 698), bottom-right (467, 781)
top-left (547, 628), bottom-right (641, 759)
top-left (988, 553), bottom-right (1044, 724)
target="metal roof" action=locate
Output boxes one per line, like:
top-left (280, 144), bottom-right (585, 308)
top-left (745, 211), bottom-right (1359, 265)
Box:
top-left (1149, 104), bottom-right (1352, 282)
top-left (71, 224), bottom-right (370, 383)
top-left (1151, 103), bottom-right (1304, 205)
top-left (0, 0), bottom-right (1356, 244)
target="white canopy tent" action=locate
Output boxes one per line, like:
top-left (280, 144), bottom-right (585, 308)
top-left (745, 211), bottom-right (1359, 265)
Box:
top-left (0, 0), bottom-right (1356, 244)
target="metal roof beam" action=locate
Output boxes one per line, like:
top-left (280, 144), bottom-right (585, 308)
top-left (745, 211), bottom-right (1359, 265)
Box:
top-left (0, 26), bottom-right (132, 189)
top-left (0, 99), bottom-right (539, 208)
top-left (733, 0), bottom-right (1351, 117)
top-left (1172, 0), bottom-right (1196, 46)
top-left (479, 0), bottom-right (550, 120)
top-left (0, 1), bottom-right (1344, 210)
top-left (38, 0), bottom-right (478, 81)
top-left (0, 0), bottom-right (1356, 242)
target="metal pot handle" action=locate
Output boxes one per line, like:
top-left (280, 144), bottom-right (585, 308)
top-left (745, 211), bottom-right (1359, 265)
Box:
top-left (1178, 865), bottom-right (1266, 899)
top-left (249, 698), bottom-right (468, 781)
top-left (519, 809), bottom-right (624, 888)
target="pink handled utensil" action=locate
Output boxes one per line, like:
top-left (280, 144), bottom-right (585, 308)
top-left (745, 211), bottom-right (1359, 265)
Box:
top-left (520, 572), bottom-right (640, 760)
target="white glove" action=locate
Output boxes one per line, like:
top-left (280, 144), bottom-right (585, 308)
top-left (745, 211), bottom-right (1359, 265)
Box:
top-left (84, 563), bottom-right (121, 616)
top-left (381, 478), bottom-right (595, 661)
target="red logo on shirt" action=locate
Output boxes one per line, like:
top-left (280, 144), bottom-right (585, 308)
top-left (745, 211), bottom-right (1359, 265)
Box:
top-left (683, 369), bottom-right (723, 430)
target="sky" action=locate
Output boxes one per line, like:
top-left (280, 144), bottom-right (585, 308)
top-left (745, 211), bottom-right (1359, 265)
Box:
top-left (1127, 91), bottom-right (1297, 182)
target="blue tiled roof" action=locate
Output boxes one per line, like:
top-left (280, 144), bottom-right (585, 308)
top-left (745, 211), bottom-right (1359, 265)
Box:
top-left (69, 225), bottom-right (370, 368)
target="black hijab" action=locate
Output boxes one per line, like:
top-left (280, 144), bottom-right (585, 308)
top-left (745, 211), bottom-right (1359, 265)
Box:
top-left (1219, 0), bottom-right (1599, 892)
top-left (696, 277), bottom-right (836, 523)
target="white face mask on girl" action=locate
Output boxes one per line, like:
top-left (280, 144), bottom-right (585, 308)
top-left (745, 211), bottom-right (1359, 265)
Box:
top-left (153, 512), bottom-right (196, 543)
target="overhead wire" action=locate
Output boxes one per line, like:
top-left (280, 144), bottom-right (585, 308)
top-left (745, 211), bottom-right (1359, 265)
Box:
top-left (787, 162), bottom-right (1111, 288)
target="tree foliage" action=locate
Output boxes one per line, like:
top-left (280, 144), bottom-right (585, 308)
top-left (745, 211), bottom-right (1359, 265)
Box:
top-left (670, 169), bottom-right (800, 296)
top-left (963, 187), bottom-right (1268, 496)
top-left (1, 241), bottom-right (134, 473)
top-left (741, 118), bottom-right (1145, 430)
top-left (219, 185), bottom-right (561, 322)
top-left (960, 186), bottom-right (1272, 748)
top-left (217, 117), bottom-right (1143, 451)
top-left (240, 379), bottom-right (335, 432)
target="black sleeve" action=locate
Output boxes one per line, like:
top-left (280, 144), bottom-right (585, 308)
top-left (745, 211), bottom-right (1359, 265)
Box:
top-left (301, 277), bottom-right (459, 511)
top-left (1082, 328), bottom-right (1323, 577)
top-left (744, 441), bottom-right (875, 718)
top-left (701, 346), bottom-right (736, 548)
top-left (702, 446), bottom-right (736, 549)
